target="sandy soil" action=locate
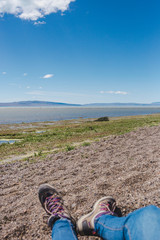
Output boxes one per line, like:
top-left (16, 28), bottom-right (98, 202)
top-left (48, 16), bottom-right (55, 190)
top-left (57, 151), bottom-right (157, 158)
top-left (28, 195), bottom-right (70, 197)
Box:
top-left (1, 125), bottom-right (160, 240)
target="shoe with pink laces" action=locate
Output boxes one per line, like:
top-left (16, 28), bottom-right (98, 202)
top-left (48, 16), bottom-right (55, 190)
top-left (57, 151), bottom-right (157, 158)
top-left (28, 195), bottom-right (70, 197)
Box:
top-left (77, 196), bottom-right (117, 236)
top-left (38, 184), bottom-right (75, 228)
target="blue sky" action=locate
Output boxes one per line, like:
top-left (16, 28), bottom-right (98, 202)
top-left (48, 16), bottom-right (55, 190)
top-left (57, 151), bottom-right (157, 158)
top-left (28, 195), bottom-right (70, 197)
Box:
top-left (0, 0), bottom-right (160, 104)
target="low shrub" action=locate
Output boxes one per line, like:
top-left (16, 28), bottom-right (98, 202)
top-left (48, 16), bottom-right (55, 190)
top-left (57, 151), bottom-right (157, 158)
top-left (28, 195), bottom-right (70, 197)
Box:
top-left (65, 145), bottom-right (75, 151)
top-left (95, 116), bottom-right (109, 122)
top-left (82, 142), bottom-right (91, 147)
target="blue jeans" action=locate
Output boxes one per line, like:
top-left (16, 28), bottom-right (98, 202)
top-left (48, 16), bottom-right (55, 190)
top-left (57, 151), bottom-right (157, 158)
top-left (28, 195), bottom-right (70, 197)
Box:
top-left (51, 205), bottom-right (160, 240)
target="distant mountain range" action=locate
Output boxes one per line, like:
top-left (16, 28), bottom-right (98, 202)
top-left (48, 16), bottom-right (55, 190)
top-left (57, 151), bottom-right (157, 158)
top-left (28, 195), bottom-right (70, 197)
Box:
top-left (0, 101), bottom-right (160, 107)
top-left (0, 101), bottom-right (81, 107)
top-left (84, 102), bottom-right (160, 107)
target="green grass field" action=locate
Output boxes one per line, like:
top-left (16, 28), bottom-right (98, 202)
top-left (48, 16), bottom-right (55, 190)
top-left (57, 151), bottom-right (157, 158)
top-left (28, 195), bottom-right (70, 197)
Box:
top-left (1, 114), bottom-right (160, 160)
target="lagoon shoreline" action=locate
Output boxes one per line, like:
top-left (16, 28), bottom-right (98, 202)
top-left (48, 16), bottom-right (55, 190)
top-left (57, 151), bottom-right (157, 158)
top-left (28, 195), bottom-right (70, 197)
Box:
top-left (1, 107), bottom-right (160, 124)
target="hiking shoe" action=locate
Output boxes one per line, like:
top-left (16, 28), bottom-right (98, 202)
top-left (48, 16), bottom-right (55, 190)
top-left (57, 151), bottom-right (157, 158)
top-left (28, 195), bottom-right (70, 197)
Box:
top-left (77, 196), bottom-right (116, 236)
top-left (38, 184), bottom-right (73, 228)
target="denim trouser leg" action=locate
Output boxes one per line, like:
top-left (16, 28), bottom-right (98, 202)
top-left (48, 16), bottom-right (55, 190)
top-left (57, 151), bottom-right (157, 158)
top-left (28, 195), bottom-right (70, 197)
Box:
top-left (51, 219), bottom-right (78, 240)
top-left (95, 205), bottom-right (160, 240)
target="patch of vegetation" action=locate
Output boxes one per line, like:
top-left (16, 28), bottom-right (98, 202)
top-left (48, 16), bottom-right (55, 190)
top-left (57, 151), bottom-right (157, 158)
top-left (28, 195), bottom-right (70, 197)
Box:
top-left (38, 150), bottom-right (42, 156)
top-left (1, 114), bottom-right (160, 161)
top-left (82, 142), bottom-right (91, 147)
top-left (65, 144), bottom-right (75, 151)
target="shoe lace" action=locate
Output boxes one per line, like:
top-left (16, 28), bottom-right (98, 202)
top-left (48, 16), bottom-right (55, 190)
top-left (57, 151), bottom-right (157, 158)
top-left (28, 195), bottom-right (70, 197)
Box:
top-left (99, 202), bottom-right (116, 215)
top-left (45, 195), bottom-right (65, 217)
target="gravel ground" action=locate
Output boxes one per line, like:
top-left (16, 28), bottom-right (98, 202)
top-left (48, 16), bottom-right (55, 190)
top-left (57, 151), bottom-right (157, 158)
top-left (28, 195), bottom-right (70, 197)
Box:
top-left (1, 125), bottom-right (160, 240)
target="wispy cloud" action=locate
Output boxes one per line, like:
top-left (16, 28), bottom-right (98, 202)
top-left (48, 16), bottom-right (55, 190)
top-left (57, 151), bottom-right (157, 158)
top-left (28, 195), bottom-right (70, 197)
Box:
top-left (100, 91), bottom-right (128, 95)
top-left (23, 73), bottom-right (27, 76)
top-left (26, 86), bottom-right (30, 89)
top-left (34, 21), bottom-right (46, 25)
top-left (42, 74), bottom-right (54, 79)
top-left (26, 90), bottom-right (87, 97)
top-left (2, 72), bottom-right (6, 75)
top-left (26, 90), bottom-right (46, 96)
top-left (0, 0), bottom-right (75, 21)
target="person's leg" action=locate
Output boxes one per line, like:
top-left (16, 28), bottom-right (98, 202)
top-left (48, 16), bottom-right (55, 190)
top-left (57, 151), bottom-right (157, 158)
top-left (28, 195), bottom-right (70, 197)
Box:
top-left (95, 205), bottom-right (160, 240)
top-left (77, 196), bottom-right (160, 240)
top-left (95, 214), bottom-right (126, 240)
top-left (124, 205), bottom-right (160, 240)
top-left (51, 219), bottom-right (78, 240)
top-left (38, 184), bottom-right (78, 240)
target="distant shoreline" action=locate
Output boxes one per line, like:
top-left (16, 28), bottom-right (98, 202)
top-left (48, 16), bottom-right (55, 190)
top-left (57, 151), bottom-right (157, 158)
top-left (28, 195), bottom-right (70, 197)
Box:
top-left (1, 106), bottom-right (160, 108)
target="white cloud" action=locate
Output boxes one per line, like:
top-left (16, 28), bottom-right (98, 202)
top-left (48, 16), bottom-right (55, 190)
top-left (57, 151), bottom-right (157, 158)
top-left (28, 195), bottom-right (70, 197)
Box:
top-left (2, 72), bottom-right (6, 75)
top-left (0, 0), bottom-right (75, 21)
top-left (42, 74), bottom-right (54, 79)
top-left (26, 86), bottom-right (30, 89)
top-left (34, 21), bottom-right (46, 25)
top-left (100, 91), bottom-right (128, 95)
top-left (26, 90), bottom-right (47, 96)
top-left (23, 73), bottom-right (27, 76)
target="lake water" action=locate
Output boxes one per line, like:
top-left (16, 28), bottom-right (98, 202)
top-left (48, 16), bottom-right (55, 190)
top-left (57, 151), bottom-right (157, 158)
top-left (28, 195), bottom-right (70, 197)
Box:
top-left (0, 107), bottom-right (160, 124)
top-left (0, 140), bottom-right (17, 144)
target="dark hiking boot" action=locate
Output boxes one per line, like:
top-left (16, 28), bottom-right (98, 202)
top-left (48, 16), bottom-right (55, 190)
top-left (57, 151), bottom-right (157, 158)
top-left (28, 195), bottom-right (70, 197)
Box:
top-left (38, 184), bottom-right (74, 228)
top-left (77, 196), bottom-right (117, 236)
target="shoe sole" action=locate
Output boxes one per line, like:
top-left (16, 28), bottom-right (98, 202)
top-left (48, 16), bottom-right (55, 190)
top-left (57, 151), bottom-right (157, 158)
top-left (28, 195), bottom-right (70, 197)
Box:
top-left (77, 196), bottom-right (115, 235)
top-left (38, 184), bottom-right (60, 209)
